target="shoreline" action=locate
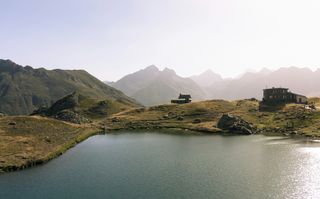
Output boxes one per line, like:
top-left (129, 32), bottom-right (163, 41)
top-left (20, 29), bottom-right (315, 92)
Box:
top-left (0, 128), bottom-right (101, 174)
top-left (1, 125), bottom-right (319, 175)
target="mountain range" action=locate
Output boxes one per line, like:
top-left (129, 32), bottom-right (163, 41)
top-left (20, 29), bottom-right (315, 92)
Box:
top-left (111, 65), bottom-right (206, 106)
top-left (204, 67), bottom-right (320, 100)
top-left (0, 59), bottom-right (139, 115)
top-left (109, 65), bottom-right (320, 105)
top-left (1, 59), bottom-right (320, 114)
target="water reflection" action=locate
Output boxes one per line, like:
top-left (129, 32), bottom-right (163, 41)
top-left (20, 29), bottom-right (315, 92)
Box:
top-left (1, 133), bottom-right (320, 199)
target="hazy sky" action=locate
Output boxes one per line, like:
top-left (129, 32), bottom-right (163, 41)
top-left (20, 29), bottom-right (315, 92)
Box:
top-left (1, 0), bottom-right (320, 81)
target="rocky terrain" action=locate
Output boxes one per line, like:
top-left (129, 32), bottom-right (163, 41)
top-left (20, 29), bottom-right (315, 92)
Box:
top-left (105, 98), bottom-right (320, 138)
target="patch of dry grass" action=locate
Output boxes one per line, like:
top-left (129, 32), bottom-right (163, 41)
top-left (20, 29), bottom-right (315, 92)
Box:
top-left (0, 116), bottom-right (99, 172)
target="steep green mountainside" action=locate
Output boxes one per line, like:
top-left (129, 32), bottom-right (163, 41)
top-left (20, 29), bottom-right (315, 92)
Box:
top-left (112, 66), bottom-right (206, 106)
top-left (0, 59), bottom-right (139, 115)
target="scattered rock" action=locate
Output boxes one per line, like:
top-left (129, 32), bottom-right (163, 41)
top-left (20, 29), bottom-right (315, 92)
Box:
top-left (217, 113), bottom-right (256, 135)
top-left (177, 116), bottom-right (184, 121)
top-left (8, 122), bottom-right (16, 126)
top-left (163, 115), bottom-right (169, 119)
top-left (290, 131), bottom-right (298, 135)
top-left (44, 136), bottom-right (51, 143)
top-left (111, 117), bottom-right (120, 122)
top-left (193, 119), bottom-right (201, 124)
top-left (0, 113), bottom-right (7, 117)
top-left (54, 110), bottom-right (90, 124)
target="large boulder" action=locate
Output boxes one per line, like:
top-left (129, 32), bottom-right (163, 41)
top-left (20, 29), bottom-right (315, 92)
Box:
top-left (217, 114), bottom-right (256, 135)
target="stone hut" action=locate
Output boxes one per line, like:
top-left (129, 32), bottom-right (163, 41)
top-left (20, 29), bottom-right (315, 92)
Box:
top-left (171, 94), bottom-right (192, 104)
top-left (262, 87), bottom-right (307, 104)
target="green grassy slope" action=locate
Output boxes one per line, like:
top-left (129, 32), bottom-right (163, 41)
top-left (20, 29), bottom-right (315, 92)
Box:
top-left (0, 59), bottom-right (139, 115)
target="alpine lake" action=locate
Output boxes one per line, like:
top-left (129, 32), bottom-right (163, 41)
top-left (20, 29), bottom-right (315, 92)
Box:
top-left (1, 130), bottom-right (320, 199)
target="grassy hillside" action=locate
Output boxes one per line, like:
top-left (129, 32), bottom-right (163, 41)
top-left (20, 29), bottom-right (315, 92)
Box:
top-left (0, 59), bottom-right (139, 115)
top-left (106, 98), bottom-right (320, 137)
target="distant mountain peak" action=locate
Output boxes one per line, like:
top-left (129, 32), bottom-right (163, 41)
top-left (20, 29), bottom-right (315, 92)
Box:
top-left (144, 65), bottom-right (159, 72)
top-left (202, 69), bottom-right (216, 75)
top-left (190, 69), bottom-right (223, 87)
top-left (259, 67), bottom-right (272, 75)
top-left (162, 67), bottom-right (176, 75)
top-left (112, 65), bottom-right (206, 106)
top-left (276, 66), bottom-right (313, 73)
top-left (200, 69), bottom-right (222, 78)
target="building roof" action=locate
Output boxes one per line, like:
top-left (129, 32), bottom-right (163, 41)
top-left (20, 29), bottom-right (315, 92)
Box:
top-left (179, 94), bottom-right (191, 99)
top-left (295, 94), bottom-right (307, 98)
top-left (263, 87), bottom-right (289, 91)
top-left (263, 87), bottom-right (307, 98)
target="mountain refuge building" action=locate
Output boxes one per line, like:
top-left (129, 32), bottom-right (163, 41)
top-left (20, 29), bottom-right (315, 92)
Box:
top-left (262, 87), bottom-right (307, 104)
top-left (171, 94), bottom-right (192, 104)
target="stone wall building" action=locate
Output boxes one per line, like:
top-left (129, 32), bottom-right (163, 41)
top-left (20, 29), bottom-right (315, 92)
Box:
top-left (262, 87), bottom-right (307, 104)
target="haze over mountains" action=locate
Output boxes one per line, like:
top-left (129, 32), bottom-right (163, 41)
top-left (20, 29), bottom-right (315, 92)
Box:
top-left (1, 58), bottom-right (320, 115)
top-left (111, 65), bottom-right (206, 106)
top-left (0, 59), bottom-right (138, 115)
top-left (204, 67), bottom-right (320, 100)
top-left (109, 65), bottom-right (320, 106)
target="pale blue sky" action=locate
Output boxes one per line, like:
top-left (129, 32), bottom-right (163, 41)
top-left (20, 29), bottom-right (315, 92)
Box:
top-left (1, 0), bottom-right (320, 81)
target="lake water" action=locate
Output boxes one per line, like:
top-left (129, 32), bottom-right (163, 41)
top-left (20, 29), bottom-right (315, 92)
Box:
top-left (1, 131), bottom-right (320, 199)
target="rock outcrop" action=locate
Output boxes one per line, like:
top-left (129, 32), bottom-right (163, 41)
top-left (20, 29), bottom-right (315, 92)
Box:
top-left (32, 92), bottom-right (91, 124)
top-left (53, 110), bottom-right (90, 124)
top-left (217, 113), bottom-right (256, 135)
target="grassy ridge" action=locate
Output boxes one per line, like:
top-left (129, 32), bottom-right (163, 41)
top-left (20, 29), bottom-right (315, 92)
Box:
top-left (106, 99), bottom-right (320, 137)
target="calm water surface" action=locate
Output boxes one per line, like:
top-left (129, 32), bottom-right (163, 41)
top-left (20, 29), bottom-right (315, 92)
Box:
top-left (1, 131), bottom-right (320, 199)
